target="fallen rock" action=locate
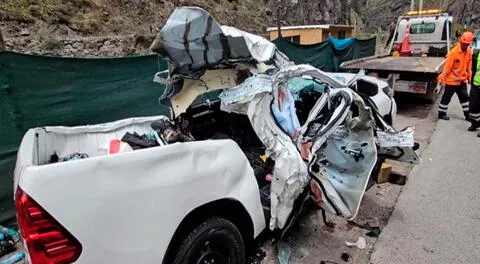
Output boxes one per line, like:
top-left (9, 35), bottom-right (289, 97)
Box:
top-left (19, 30), bottom-right (30, 36)
top-left (56, 25), bottom-right (75, 36)
top-left (99, 45), bottom-right (110, 52)
top-left (72, 42), bottom-right (85, 51)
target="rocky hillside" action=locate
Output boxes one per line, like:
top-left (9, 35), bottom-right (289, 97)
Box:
top-left (273, 0), bottom-right (479, 35)
top-left (0, 0), bottom-right (275, 56)
top-left (0, 0), bottom-right (478, 57)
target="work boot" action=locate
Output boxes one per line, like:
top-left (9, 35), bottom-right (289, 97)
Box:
top-left (468, 122), bottom-right (480, 131)
top-left (478, 132), bottom-right (480, 138)
top-left (438, 113), bottom-right (450, 120)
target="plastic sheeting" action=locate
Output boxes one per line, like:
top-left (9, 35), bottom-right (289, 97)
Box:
top-left (327, 36), bottom-right (355, 51)
top-left (273, 36), bottom-right (376, 72)
top-left (0, 51), bottom-right (168, 226)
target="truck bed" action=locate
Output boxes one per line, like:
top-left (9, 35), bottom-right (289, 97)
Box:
top-left (341, 55), bottom-right (445, 73)
top-left (27, 116), bottom-right (167, 165)
top-left (13, 116), bottom-right (266, 263)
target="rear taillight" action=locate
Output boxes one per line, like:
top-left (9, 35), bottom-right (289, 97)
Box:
top-left (15, 188), bottom-right (82, 264)
top-left (368, 72), bottom-right (379, 78)
top-left (410, 84), bottom-right (426, 93)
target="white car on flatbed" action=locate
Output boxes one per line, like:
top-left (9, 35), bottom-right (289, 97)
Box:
top-left (13, 7), bottom-right (419, 264)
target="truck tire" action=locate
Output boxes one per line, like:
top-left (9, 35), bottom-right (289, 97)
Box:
top-left (172, 217), bottom-right (246, 264)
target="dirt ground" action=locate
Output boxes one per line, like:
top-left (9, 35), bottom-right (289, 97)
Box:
top-left (258, 93), bottom-right (439, 264)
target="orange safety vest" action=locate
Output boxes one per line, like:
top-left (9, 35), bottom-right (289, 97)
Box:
top-left (438, 45), bottom-right (473, 86)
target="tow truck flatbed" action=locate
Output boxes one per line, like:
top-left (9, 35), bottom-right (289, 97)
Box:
top-left (340, 10), bottom-right (452, 100)
top-left (341, 55), bottom-right (444, 73)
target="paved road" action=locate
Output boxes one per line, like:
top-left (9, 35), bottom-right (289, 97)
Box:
top-left (371, 99), bottom-right (480, 264)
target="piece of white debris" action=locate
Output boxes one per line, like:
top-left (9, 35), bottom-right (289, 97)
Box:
top-left (345, 236), bottom-right (366, 249)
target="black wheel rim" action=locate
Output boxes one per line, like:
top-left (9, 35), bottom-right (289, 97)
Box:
top-left (195, 239), bottom-right (231, 264)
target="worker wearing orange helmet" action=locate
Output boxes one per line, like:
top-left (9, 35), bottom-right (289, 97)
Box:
top-left (436, 31), bottom-right (474, 121)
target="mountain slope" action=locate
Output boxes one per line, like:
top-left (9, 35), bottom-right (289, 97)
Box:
top-left (1, 0), bottom-right (478, 57)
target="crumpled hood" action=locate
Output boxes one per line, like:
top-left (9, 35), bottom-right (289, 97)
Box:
top-left (151, 7), bottom-right (284, 109)
top-left (150, 6), bottom-right (226, 76)
top-left (151, 7), bottom-right (277, 79)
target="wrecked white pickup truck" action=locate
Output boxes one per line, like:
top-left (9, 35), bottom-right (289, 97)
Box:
top-left (13, 7), bottom-right (420, 264)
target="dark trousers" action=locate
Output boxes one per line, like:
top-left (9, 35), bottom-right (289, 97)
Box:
top-left (438, 83), bottom-right (469, 118)
top-left (469, 85), bottom-right (480, 123)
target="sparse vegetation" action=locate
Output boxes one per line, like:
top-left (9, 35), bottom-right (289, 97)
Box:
top-left (70, 11), bottom-right (101, 34)
top-left (87, 19), bottom-right (99, 31)
top-left (2, 7), bottom-right (35, 23)
top-left (40, 37), bottom-right (62, 50)
top-left (0, 0), bottom-right (99, 26)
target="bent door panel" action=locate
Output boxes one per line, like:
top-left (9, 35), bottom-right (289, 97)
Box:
top-left (305, 89), bottom-right (377, 219)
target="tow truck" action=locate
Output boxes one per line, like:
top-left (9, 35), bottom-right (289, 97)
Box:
top-left (341, 9), bottom-right (453, 101)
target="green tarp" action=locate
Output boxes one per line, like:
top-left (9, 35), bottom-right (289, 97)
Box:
top-left (273, 36), bottom-right (377, 72)
top-left (0, 51), bottom-right (168, 226)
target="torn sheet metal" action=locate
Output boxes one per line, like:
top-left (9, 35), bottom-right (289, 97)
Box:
top-left (376, 127), bottom-right (415, 148)
top-left (307, 90), bottom-right (377, 219)
top-left (219, 74), bottom-right (273, 105)
top-left (271, 64), bottom-right (346, 90)
top-left (151, 7), bottom-right (277, 80)
top-left (150, 7), bottom-right (226, 76)
top-left (273, 50), bottom-right (294, 68)
top-left (170, 68), bottom-right (238, 117)
top-left (368, 107), bottom-right (421, 164)
top-left (221, 26), bottom-right (276, 63)
top-left (248, 93), bottom-right (309, 230)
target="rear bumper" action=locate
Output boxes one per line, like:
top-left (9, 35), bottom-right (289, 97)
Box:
top-left (393, 80), bottom-right (428, 94)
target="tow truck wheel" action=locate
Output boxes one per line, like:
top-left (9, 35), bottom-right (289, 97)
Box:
top-left (173, 217), bottom-right (246, 264)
